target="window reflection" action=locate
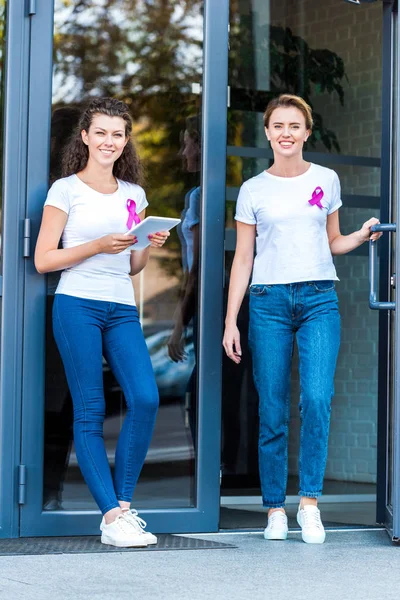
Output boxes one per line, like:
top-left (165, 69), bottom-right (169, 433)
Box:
top-left (44, 0), bottom-right (204, 511)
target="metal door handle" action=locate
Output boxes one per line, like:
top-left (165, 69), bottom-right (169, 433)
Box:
top-left (369, 223), bottom-right (396, 310)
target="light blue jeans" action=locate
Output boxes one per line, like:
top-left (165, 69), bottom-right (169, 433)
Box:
top-left (249, 281), bottom-right (340, 508)
top-left (53, 294), bottom-right (159, 514)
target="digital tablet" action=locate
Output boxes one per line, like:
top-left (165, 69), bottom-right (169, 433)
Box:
top-left (127, 216), bottom-right (181, 250)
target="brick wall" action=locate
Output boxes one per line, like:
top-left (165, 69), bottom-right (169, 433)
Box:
top-left (274, 0), bottom-right (383, 484)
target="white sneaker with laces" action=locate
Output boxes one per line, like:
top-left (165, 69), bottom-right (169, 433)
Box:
top-left (100, 509), bottom-right (157, 545)
top-left (296, 504), bottom-right (326, 544)
top-left (264, 511), bottom-right (288, 540)
top-left (100, 514), bottom-right (148, 548)
top-left (122, 509), bottom-right (158, 545)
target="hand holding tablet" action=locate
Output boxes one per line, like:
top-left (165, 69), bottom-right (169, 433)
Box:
top-left (127, 216), bottom-right (181, 250)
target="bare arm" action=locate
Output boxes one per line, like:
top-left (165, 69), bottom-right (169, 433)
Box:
top-left (223, 222), bottom-right (256, 364)
top-left (167, 224), bottom-right (199, 362)
top-left (327, 210), bottom-right (382, 256)
top-left (34, 206), bottom-right (136, 274)
top-left (179, 223), bottom-right (199, 325)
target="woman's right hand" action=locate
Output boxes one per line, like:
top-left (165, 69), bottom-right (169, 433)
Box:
top-left (223, 322), bottom-right (242, 364)
top-left (98, 234), bottom-right (137, 254)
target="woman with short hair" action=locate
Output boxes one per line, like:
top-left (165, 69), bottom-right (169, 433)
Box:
top-left (223, 94), bottom-right (381, 544)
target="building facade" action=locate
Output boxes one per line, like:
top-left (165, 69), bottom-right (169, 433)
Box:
top-left (0, 0), bottom-right (399, 540)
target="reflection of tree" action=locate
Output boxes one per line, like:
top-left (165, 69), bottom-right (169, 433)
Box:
top-left (229, 5), bottom-right (348, 153)
top-left (53, 0), bottom-right (203, 274)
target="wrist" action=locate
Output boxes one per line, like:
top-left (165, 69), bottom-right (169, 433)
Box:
top-left (225, 316), bottom-right (237, 327)
top-left (94, 238), bottom-right (103, 254)
top-left (356, 229), bottom-right (367, 245)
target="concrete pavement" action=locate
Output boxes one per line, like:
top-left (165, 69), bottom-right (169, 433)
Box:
top-left (0, 529), bottom-right (399, 600)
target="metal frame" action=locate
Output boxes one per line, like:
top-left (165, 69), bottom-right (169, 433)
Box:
top-left (195, 0), bottom-right (229, 530)
top-left (375, 0), bottom-right (396, 526)
top-left (392, 0), bottom-right (400, 542)
top-left (227, 145), bottom-right (381, 167)
top-left (2, 0), bottom-right (397, 540)
top-left (0, 0), bottom-right (31, 539)
top-left (19, 0), bottom-right (229, 536)
top-left (19, 0), bottom-right (56, 537)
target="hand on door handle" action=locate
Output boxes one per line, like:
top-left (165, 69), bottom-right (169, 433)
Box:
top-left (369, 223), bottom-right (396, 310)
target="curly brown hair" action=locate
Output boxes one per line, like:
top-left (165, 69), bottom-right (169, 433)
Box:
top-left (61, 97), bottom-right (143, 185)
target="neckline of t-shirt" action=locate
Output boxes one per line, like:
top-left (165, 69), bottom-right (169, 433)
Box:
top-left (73, 173), bottom-right (121, 196)
top-left (262, 163), bottom-right (314, 181)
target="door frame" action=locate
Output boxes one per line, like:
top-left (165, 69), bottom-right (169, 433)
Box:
top-left (390, 0), bottom-right (400, 542)
top-left (17, 0), bottom-right (229, 537)
top-left (376, 0), bottom-right (396, 528)
top-left (0, 0), bottom-right (32, 540)
top-left (376, 0), bottom-right (400, 542)
top-left (3, 0), bottom-right (399, 541)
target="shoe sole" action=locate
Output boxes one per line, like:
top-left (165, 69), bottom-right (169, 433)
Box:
top-left (263, 531), bottom-right (288, 540)
top-left (300, 533), bottom-right (326, 544)
top-left (101, 534), bottom-right (148, 548)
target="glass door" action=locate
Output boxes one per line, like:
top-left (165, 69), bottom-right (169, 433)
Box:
top-left (20, 0), bottom-right (228, 537)
top-left (221, 0), bottom-right (396, 531)
top-left (385, 0), bottom-right (400, 542)
top-left (366, 0), bottom-right (400, 544)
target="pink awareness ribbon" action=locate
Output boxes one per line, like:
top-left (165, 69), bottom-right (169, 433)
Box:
top-left (308, 187), bottom-right (324, 209)
top-left (126, 199), bottom-right (141, 230)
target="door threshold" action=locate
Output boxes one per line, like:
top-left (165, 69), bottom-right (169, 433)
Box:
top-left (221, 494), bottom-right (376, 505)
top-left (189, 526), bottom-right (386, 535)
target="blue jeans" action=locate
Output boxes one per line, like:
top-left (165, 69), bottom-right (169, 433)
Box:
top-left (53, 294), bottom-right (159, 514)
top-left (249, 281), bottom-right (340, 508)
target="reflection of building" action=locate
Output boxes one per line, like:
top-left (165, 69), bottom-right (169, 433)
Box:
top-left (0, 0), bottom-right (399, 541)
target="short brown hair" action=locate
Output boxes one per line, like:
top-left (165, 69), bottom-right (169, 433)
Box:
top-left (263, 94), bottom-right (313, 130)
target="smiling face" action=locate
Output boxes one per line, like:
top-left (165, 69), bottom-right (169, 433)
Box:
top-left (81, 114), bottom-right (128, 168)
top-left (265, 106), bottom-right (310, 159)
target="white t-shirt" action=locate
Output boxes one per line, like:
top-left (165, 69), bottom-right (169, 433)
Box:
top-left (44, 174), bottom-right (148, 305)
top-left (235, 163), bottom-right (342, 285)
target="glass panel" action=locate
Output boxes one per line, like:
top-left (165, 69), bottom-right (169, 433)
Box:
top-left (0, 0), bottom-right (6, 272)
top-left (0, 1), bottom-right (6, 366)
top-left (44, 0), bottom-right (203, 511)
top-left (222, 0), bottom-right (382, 527)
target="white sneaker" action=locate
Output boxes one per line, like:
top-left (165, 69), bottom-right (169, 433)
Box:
top-left (100, 509), bottom-right (157, 545)
top-left (264, 511), bottom-right (288, 540)
top-left (100, 514), bottom-right (148, 548)
top-left (296, 504), bottom-right (326, 544)
top-left (122, 509), bottom-right (158, 545)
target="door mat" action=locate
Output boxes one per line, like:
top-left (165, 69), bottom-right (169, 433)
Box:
top-left (0, 534), bottom-right (235, 556)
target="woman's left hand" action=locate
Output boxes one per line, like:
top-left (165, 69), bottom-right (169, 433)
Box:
top-left (358, 217), bottom-right (383, 243)
top-left (148, 230), bottom-right (170, 248)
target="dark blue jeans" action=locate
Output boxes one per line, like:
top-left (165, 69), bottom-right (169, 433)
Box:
top-left (53, 294), bottom-right (159, 514)
top-left (249, 281), bottom-right (340, 508)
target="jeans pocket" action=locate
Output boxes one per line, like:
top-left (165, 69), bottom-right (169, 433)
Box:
top-left (249, 284), bottom-right (270, 296)
top-left (309, 280), bottom-right (335, 292)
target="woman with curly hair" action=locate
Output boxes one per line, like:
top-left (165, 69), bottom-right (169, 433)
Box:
top-left (35, 97), bottom-right (169, 547)
top-left (223, 94), bottom-right (381, 544)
